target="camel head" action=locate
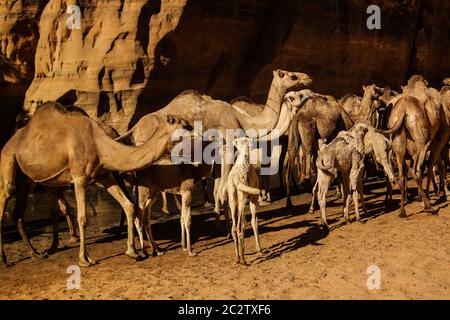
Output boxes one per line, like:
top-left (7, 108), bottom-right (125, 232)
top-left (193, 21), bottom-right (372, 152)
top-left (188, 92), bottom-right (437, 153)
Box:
top-left (233, 136), bottom-right (253, 162)
top-left (283, 90), bottom-right (314, 116)
top-left (273, 69), bottom-right (312, 90)
top-left (163, 114), bottom-right (194, 152)
top-left (362, 84), bottom-right (384, 100)
top-left (407, 74), bottom-right (428, 87)
top-left (443, 78), bottom-right (450, 86)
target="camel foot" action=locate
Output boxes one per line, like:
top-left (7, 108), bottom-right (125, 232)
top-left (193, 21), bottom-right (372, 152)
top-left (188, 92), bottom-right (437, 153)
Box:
top-left (240, 259), bottom-right (249, 266)
top-left (79, 254), bottom-right (96, 267)
top-left (125, 248), bottom-right (139, 260)
top-left (30, 251), bottom-right (47, 260)
top-left (153, 248), bottom-right (165, 257)
top-left (1, 255), bottom-right (10, 267)
top-left (68, 236), bottom-right (79, 244)
top-left (285, 199), bottom-right (293, 208)
top-left (424, 207), bottom-right (438, 215)
top-left (226, 233), bottom-right (232, 240)
top-left (398, 209), bottom-right (407, 218)
top-left (188, 251), bottom-right (197, 257)
top-left (161, 206), bottom-right (170, 215)
top-left (204, 201), bottom-right (213, 208)
top-left (258, 200), bottom-right (271, 207)
top-left (322, 224), bottom-right (330, 232)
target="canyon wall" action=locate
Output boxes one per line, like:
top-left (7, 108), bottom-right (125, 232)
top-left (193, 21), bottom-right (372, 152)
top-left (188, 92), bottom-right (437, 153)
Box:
top-left (1, 0), bottom-right (449, 145)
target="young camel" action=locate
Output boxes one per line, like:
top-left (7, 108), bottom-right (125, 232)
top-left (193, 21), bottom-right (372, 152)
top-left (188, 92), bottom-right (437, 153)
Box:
top-left (135, 160), bottom-right (212, 257)
top-left (226, 137), bottom-right (262, 266)
top-left (310, 124), bottom-right (369, 231)
top-left (0, 102), bottom-right (190, 266)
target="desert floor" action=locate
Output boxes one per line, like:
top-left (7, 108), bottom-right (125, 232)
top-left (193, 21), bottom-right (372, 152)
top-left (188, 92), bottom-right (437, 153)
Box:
top-left (0, 176), bottom-right (449, 300)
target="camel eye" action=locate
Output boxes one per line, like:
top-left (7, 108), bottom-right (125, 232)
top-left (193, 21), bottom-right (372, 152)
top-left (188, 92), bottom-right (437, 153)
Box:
top-left (290, 75), bottom-right (298, 81)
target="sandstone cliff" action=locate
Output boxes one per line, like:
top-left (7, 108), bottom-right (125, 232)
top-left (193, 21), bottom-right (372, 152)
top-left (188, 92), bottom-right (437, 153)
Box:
top-left (1, 0), bottom-right (449, 145)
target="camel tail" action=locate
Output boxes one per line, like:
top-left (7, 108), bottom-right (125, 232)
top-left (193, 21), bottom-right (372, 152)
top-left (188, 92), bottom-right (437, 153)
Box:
top-left (237, 183), bottom-right (261, 195)
top-left (316, 153), bottom-right (335, 175)
top-left (376, 112), bottom-right (405, 136)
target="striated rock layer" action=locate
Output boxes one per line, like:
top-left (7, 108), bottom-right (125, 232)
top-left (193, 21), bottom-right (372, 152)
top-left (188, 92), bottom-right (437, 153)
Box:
top-left (0, 0), bottom-right (449, 144)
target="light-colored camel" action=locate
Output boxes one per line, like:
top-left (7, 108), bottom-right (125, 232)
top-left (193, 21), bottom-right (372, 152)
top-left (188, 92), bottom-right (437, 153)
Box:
top-left (226, 137), bottom-right (261, 265)
top-left (0, 102), bottom-right (190, 266)
top-left (117, 69), bottom-right (312, 227)
top-left (310, 124), bottom-right (369, 231)
top-left (230, 90), bottom-right (314, 204)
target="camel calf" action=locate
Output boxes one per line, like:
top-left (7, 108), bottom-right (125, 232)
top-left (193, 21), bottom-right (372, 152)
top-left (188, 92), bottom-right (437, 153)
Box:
top-left (135, 159), bottom-right (212, 257)
top-left (310, 124), bottom-right (369, 230)
top-left (226, 137), bottom-right (262, 265)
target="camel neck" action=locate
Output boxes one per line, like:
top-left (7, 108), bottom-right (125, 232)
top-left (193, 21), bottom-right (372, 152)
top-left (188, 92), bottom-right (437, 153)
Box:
top-left (95, 123), bottom-right (170, 172)
top-left (239, 78), bottom-right (285, 133)
top-left (360, 91), bottom-right (375, 123)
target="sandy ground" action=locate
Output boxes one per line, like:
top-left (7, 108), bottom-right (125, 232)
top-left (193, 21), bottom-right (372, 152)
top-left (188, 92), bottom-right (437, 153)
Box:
top-left (0, 177), bottom-right (449, 300)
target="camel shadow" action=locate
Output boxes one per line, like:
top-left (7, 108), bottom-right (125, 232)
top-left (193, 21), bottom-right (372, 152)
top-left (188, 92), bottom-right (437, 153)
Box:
top-left (252, 224), bottom-right (329, 265)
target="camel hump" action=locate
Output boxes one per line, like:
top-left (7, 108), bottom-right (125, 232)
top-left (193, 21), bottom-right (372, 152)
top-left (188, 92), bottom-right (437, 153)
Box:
top-left (230, 96), bottom-right (254, 104)
top-left (35, 101), bottom-right (88, 117)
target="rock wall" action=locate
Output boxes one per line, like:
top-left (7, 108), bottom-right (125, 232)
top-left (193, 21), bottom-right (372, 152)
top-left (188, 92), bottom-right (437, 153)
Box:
top-left (1, 0), bottom-right (449, 145)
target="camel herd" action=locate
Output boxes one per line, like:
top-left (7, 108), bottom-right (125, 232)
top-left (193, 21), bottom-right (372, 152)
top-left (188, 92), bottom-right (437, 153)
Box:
top-left (0, 70), bottom-right (449, 267)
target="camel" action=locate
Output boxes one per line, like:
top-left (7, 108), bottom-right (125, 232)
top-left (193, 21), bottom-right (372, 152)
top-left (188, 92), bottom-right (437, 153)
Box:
top-left (230, 90), bottom-right (314, 204)
top-left (226, 137), bottom-right (261, 265)
top-left (117, 69), bottom-right (312, 226)
top-left (0, 102), bottom-right (191, 267)
top-left (401, 76), bottom-right (448, 203)
top-left (8, 115), bottom-right (138, 260)
top-left (339, 85), bottom-right (384, 128)
top-left (135, 160), bottom-right (212, 257)
top-left (380, 75), bottom-right (445, 217)
top-left (310, 124), bottom-right (369, 231)
top-left (284, 85), bottom-right (386, 206)
top-left (284, 92), bottom-right (344, 206)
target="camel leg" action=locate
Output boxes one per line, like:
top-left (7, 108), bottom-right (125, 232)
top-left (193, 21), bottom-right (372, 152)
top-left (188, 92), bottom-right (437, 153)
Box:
top-left (12, 176), bottom-right (45, 259)
top-left (73, 177), bottom-right (96, 267)
top-left (309, 179), bottom-right (319, 214)
top-left (237, 191), bottom-right (248, 266)
top-left (0, 190), bottom-right (10, 266)
top-left (227, 189), bottom-right (239, 264)
top-left (202, 179), bottom-right (212, 207)
top-left (134, 189), bottom-right (147, 257)
top-left (213, 177), bottom-right (222, 226)
top-left (56, 195), bottom-right (78, 243)
top-left (249, 197), bottom-right (261, 253)
top-left (393, 136), bottom-right (408, 218)
top-left (285, 153), bottom-right (295, 207)
top-left (317, 176), bottom-right (330, 231)
top-left (412, 145), bottom-right (436, 215)
top-left (351, 173), bottom-right (362, 223)
top-left (96, 174), bottom-right (138, 260)
top-left (161, 192), bottom-right (169, 214)
top-left (181, 188), bottom-right (196, 257)
top-left (144, 200), bottom-right (163, 256)
top-left (341, 176), bottom-right (351, 224)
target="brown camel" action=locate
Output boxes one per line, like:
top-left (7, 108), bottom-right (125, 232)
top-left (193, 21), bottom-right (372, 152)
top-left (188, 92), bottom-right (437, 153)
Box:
top-left (401, 76), bottom-right (449, 202)
top-left (380, 75), bottom-right (445, 217)
top-left (0, 102), bottom-right (190, 266)
top-left (284, 85), bottom-right (385, 206)
top-left (9, 117), bottom-right (137, 260)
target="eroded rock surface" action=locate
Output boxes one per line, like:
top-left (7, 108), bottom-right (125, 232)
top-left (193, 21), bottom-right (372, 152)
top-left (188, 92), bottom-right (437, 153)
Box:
top-left (0, 0), bottom-right (449, 144)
